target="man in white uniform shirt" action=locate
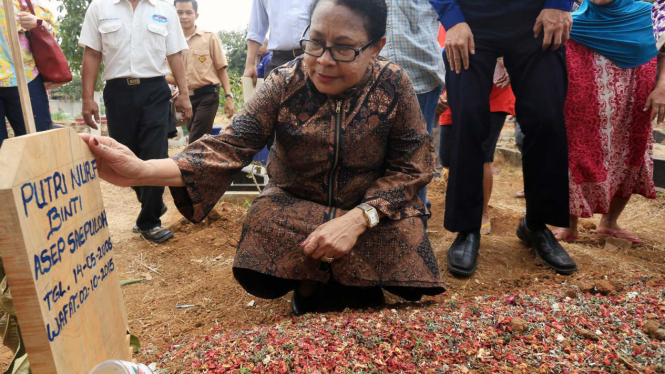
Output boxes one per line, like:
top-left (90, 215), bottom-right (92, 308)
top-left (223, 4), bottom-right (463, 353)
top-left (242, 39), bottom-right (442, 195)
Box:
top-left (243, 0), bottom-right (313, 85)
top-left (79, 0), bottom-right (191, 243)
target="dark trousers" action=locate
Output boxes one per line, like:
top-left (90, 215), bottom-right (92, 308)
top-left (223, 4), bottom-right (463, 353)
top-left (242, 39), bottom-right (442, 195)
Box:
top-left (416, 87), bottom-right (444, 229)
top-left (103, 77), bottom-right (170, 230)
top-left (233, 268), bottom-right (444, 302)
top-left (187, 91), bottom-right (219, 144)
top-left (265, 50), bottom-right (302, 77)
top-left (483, 112), bottom-right (508, 163)
top-left (444, 0), bottom-right (569, 233)
top-left (0, 75), bottom-right (52, 147)
top-left (440, 111), bottom-right (507, 168)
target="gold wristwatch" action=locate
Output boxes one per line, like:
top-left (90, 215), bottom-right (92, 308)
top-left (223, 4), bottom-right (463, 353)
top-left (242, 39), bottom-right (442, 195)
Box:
top-left (357, 203), bottom-right (379, 228)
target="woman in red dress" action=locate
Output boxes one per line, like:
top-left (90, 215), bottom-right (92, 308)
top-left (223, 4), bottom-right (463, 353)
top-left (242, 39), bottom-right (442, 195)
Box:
top-left (554, 0), bottom-right (665, 243)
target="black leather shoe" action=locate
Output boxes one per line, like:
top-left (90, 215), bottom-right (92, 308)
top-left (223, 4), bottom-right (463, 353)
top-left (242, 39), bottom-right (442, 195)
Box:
top-left (447, 232), bottom-right (481, 276)
top-left (516, 218), bottom-right (578, 275)
top-left (291, 285), bottom-right (322, 316)
top-left (133, 205), bottom-right (168, 233)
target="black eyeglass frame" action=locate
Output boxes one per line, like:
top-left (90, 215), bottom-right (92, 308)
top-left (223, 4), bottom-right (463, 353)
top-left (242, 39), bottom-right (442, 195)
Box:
top-left (299, 25), bottom-right (377, 62)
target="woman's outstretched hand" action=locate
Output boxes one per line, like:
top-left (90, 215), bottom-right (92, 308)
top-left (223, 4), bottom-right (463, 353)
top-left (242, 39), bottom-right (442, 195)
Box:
top-left (79, 134), bottom-right (148, 187)
top-left (302, 208), bottom-right (369, 262)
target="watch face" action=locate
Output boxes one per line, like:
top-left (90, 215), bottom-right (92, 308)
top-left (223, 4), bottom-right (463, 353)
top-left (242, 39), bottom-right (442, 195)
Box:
top-left (368, 208), bottom-right (379, 225)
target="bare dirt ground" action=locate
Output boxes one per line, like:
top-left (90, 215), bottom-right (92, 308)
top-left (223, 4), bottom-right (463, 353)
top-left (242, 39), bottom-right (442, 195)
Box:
top-left (2, 140), bottom-right (664, 372)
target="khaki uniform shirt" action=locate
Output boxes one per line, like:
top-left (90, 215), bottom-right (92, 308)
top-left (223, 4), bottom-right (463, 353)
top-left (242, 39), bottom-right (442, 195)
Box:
top-left (181, 28), bottom-right (228, 91)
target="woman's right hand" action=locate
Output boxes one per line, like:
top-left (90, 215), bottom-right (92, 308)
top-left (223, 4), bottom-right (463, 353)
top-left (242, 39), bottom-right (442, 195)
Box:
top-left (17, 12), bottom-right (39, 31)
top-left (79, 134), bottom-right (148, 187)
top-left (645, 84), bottom-right (665, 124)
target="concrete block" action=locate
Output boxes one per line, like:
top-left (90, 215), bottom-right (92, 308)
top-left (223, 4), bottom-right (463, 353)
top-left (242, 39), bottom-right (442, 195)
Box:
top-left (654, 129), bottom-right (665, 144)
top-left (495, 147), bottom-right (522, 168)
top-left (604, 237), bottom-right (632, 251)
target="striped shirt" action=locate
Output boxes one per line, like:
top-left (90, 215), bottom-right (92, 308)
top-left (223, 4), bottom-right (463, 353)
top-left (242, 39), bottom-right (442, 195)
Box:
top-left (380, 0), bottom-right (445, 94)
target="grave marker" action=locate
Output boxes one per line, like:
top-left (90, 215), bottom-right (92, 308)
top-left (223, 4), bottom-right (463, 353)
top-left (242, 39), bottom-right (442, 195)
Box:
top-left (0, 128), bottom-right (132, 373)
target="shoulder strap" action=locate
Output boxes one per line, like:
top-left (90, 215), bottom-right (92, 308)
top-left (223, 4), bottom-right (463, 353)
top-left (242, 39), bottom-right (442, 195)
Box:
top-left (24, 0), bottom-right (36, 16)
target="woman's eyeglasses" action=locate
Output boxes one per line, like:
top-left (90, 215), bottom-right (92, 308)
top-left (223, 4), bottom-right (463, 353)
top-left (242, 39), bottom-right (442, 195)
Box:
top-left (299, 25), bottom-right (375, 63)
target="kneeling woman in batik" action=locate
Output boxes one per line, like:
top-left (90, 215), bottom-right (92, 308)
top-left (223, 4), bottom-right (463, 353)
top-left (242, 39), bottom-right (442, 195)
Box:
top-left (80, 0), bottom-right (445, 315)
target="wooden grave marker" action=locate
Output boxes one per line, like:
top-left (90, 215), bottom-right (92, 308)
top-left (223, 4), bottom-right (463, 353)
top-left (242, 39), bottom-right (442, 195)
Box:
top-left (0, 1), bottom-right (131, 372)
top-left (0, 128), bottom-right (132, 373)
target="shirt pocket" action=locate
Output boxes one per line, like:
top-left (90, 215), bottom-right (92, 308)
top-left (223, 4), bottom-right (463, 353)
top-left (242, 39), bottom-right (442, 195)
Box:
top-left (98, 22), bottom-right (122, 50)
top-left (192, 49), bottom-right (213, 74)
top-left (147, 23), bottom-right (168, 54)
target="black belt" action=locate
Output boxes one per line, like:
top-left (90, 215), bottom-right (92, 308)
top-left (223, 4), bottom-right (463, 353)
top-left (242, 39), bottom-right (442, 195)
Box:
top-left (190, 85), bottom-right (220, 97)
top-left (272, 48), bottom-right (304, 60)
top-left (107, 77), bottom-right (165, 86)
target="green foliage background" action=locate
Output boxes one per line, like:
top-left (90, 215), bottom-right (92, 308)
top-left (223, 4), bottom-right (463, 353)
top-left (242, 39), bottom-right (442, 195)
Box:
top-left (218, 28), bottom-right (248, 111)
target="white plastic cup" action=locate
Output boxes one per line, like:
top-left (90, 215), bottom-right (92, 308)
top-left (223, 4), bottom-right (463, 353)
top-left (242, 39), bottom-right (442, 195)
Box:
top-left (88, 360), bottom-right (154, 374)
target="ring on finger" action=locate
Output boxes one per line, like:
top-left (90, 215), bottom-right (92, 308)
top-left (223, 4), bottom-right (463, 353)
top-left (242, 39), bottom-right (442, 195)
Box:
top-left (322, 256), bottom-right (335, 263)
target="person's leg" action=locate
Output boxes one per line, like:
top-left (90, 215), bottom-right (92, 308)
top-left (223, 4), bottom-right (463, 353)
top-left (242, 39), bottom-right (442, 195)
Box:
top-left (600, 196), bottom-right (630, 231)
top-left (2, 86), bottom-right (27, 143)
top-left (480, 111), bottom-right (508, 235)
top-left (481, 162), bottom-right (493, 235)
top-left (513, 120), bottom-right (525, 198)
top-left (553, 215), bottom-right (579, 242)
top-left (233, 268), bottom-right (299, 299)
top-left (443, 40), bottom-right (498, 276)
top-left (2, 76), bottom-right (53, 142)
top-left (27, 75), bottom-right (53, 132)
top-left (439, 124), bottom-right (452, 170)
top-left (499, 6), bottom-right (576, 274)
top-left (104, 82), bottom-right (141, 155)
top-left (514, 121), bottom-right (524, 153)
top-left (443, 42), bottom-right (498, 233)
top-left (0, 94), bottom-right (8, 147)
top-left (104, 82), bottom-right (146, 228)
top-left (416, 86), bottom-right (444, 228)
top-left (502, 33), bottom-right (570, 231)
top-left (187, 92), bottom-right (219, 144)
top-left (597, 196), bottom-right (642, 242)
top-left (136, 80), bottom-right (171, 234)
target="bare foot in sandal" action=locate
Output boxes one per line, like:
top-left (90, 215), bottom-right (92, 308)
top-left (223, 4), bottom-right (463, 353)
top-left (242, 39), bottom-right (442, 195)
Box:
top-left (596, 197), bottom-right (642, 244)
top-left (553, 228), bottom-right (579, 242)
top-left (553, 215), bottom-right (579, 242)
top-left (480, 213), bottom-right (491, 235)
top-left (597, 219), bottom-right (643, 244)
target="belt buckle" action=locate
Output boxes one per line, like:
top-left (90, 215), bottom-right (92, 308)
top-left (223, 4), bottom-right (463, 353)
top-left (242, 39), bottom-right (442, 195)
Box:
top-left (127, 78), bottom-right (140, 85)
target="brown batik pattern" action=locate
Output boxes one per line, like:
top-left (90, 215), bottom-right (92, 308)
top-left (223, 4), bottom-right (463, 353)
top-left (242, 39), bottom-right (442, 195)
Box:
top-left (170, 57), bottom-right (444, 290)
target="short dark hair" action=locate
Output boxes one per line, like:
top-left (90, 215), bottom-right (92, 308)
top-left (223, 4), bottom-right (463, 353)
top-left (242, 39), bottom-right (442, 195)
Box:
top-left (309, 0), bottom-right (387, 45)
top-left (174, 0), bottom-right (198, 13)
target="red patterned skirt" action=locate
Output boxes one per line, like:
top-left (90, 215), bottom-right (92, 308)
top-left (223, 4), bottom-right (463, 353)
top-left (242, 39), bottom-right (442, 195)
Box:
top-left (564, 40), bottom-right (657, 218)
